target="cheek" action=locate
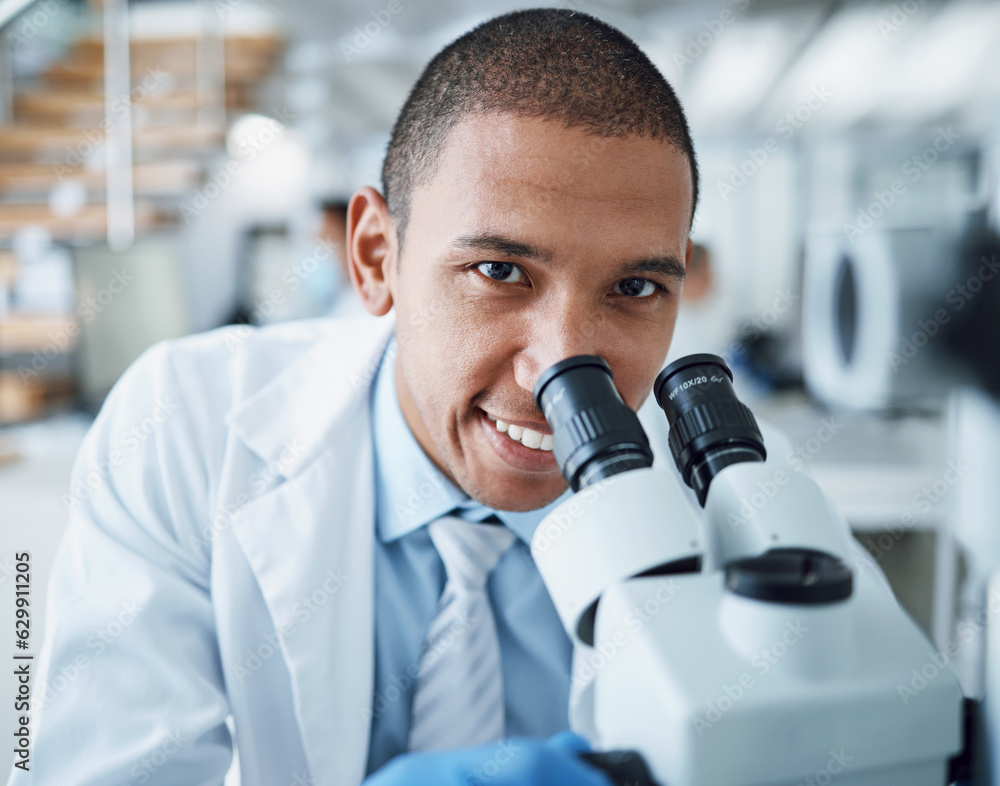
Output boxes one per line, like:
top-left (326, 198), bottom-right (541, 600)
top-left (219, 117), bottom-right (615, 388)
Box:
top-left (393, 271), bottom-right (460, 362)
top-left (394, 292), bottom-right (494, 420)
top-left (397, 271), bottom-right (507, 370)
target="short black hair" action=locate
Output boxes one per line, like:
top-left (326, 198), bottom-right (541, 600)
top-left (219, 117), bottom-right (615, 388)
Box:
top-left (381, 8), bottom-right (699, 248)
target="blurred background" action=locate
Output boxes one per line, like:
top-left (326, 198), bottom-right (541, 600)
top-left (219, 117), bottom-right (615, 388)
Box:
top-left (0, 0), bottom-right (999, 779)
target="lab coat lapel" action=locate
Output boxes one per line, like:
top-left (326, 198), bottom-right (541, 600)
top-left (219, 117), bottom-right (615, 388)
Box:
top-left (227, 314), bottom-right (395, 786)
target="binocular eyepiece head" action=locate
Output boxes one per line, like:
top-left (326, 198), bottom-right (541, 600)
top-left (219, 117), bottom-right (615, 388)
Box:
top-left (534, 353), bottom-right (765, 504)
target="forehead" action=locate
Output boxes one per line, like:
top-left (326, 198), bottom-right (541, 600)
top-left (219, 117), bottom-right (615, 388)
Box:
top-left (409, 113), bottom-right (693, 250)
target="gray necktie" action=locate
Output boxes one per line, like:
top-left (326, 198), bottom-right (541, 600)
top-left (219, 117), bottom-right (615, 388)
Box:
top-left (407, 515), bottom-right (516, 751)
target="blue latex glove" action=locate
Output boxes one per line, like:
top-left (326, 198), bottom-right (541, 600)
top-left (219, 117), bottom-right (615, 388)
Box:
top-left (364, 731), bottom-right (615, 786)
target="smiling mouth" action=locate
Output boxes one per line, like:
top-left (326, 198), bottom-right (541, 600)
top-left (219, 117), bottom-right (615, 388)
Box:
top-left (483, 411), bottom-right (554, 451)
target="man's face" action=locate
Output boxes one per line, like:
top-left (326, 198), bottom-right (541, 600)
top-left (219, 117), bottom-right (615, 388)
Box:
top-left (386, 113), bottom-right (693, 512)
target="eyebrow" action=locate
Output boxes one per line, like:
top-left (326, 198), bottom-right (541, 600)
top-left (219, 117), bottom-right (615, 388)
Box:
top-left (451, 232), bottom-right (686, 283)
top-left (452, 233), bottom-right (552, 262)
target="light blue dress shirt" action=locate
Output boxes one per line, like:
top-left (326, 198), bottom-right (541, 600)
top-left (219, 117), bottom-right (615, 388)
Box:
top-left (363, 338), bottom-right (575, 776)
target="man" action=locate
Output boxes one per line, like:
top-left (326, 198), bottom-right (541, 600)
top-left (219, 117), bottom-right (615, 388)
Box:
top-left (10, 10), bottom-right (698, 786)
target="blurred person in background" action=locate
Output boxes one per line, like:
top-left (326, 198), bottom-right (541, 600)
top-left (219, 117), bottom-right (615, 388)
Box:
top-left (319, 197), bottom-right (367, 319)
top-left (664, 240), bottom-right (731, 361)
top-left (318, 198), bottom-right (349, 277)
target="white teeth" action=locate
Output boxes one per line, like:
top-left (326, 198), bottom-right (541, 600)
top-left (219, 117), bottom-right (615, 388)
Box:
top-left (521, 428), bottom-right (543, 449)
top-left (487, 411), bottom-right (552, 451)
top-left (490, 416), bottom-right (552, 451)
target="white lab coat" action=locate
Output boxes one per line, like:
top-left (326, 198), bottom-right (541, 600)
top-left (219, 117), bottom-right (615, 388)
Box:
top-left (6, 312), bottom-right (880, 786)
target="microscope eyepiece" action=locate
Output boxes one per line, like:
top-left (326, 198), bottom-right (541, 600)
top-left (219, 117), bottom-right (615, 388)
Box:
top-left (534, 356), bottom-right (653, 491)
top-left (655, 354), bottom-right (766, 506)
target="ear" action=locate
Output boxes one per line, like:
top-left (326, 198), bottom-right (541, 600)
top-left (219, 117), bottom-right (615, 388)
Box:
top-left (346, 186), bottom-right (397, 317)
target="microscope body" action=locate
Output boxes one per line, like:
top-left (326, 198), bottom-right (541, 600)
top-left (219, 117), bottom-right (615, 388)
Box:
top-left (530, 356), bottom-right (964, 786)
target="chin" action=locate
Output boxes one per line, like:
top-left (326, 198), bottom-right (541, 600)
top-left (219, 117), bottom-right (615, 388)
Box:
top-left (474, 473), bottom-right (568, 513)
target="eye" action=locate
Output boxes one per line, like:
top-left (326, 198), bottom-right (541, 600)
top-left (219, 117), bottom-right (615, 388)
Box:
top-left (475, 261), bottom-right (525, 284)
top-left (612, 277), bottom-right (660, 298)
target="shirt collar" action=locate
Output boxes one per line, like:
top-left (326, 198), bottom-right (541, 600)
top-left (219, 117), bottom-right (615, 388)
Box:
top-left (371, 337), bottom-right (571, 546)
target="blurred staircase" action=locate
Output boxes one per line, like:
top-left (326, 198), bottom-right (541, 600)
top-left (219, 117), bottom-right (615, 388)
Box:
top-left (0, 2), bottom-right (284, 422)
top-left (0, 28), bottom-right (282, 235)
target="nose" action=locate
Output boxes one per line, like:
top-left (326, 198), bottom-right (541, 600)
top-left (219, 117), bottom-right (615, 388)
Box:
top-left (513, 298), bottom-right (602, 399)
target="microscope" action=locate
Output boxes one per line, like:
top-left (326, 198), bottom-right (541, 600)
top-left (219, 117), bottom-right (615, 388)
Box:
top-left (530, 353), bottom-right (967, 786)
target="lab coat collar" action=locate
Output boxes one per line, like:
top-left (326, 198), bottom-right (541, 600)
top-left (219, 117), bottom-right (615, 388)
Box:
top-left (229, 417), bottom-right (378, 786)
top-left (226, 312), bottom-right (395, 479)
top-left (225, 312), bottom-right (395, 786)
